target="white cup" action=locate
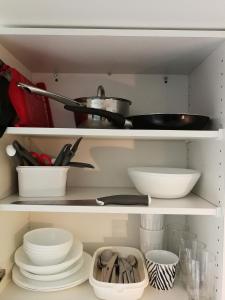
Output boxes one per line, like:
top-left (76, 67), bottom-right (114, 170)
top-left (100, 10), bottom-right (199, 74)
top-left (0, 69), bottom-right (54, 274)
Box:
top-left (139, 227), bottom-right (164, 254)
top-left (141, 214), bottom-right (164, 230)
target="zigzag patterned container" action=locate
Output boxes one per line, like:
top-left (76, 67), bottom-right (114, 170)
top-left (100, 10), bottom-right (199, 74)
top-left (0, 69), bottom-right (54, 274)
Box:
top-left (145, 250), bottom-right (179, 290)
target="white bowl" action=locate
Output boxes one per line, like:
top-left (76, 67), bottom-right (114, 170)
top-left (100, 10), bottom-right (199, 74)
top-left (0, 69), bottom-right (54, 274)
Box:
top-left (128, 167), bottom-right (200, 198)
top-left (23, 228), bottom-right (74, 266)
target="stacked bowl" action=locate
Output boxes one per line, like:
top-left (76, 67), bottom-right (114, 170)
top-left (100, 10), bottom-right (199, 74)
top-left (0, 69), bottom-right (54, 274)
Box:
top-left (13, 227), bottom-right (92, 292)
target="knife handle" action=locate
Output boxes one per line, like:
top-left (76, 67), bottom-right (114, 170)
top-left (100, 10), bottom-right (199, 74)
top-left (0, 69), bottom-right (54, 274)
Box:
top-left (96, 195), bottom-right (150, 206)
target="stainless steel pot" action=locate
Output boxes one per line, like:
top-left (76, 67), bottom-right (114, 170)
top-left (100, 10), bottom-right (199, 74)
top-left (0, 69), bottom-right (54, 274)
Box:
top-left (74, 85), bottom-right (132, 128)
top-left (17, 83), bottom-right (132, 129)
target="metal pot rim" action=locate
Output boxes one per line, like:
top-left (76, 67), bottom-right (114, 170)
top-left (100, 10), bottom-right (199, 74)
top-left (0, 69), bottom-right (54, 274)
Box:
top-left (74, 96), bottom-right (132, 105)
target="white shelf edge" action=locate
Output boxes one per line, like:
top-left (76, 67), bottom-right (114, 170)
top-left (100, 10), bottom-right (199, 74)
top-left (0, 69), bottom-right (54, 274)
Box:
top-left (5, 127), bottom-right (221, 140)
top-left (0, 27), bottom-right (225, 38)
top-left (1, 281), bottom-right (188, 300)
top-left (0, 188), bottom-right (218, 216)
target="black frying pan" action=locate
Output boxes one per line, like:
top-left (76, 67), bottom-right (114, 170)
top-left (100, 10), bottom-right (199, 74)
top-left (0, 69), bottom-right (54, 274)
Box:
top-left (64, 105), bottom-right (210, 130)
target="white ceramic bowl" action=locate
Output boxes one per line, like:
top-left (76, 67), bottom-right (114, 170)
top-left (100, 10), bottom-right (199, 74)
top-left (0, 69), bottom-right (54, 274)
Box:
top-left (23, 228), bottom-right (74, 266)
top-left (128, 167), bottom-right (200, 198)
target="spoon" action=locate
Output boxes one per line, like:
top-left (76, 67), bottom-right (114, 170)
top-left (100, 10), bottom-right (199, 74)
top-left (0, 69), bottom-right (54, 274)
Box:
top-left (127, 255), bottom-right (140, 282)
top-left (99, 250), bottom-right (114, 281)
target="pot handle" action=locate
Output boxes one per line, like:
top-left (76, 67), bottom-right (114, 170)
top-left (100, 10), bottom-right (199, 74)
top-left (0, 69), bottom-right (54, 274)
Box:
top-left (97, 85), bottom-right (105, 98)
top-left (17, 82), bottom-right (83, 107)
top-left (64, 105), bottom-right (132, 129)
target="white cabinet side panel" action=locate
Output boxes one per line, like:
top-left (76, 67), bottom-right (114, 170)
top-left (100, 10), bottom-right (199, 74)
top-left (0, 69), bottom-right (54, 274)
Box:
top-left (0, 44), bottom-right (31, 78)
top-left (32, 74), bottom-right (188, 128)
top-left (188, 41), bottom-right (225, 300)
top-left (0, 212), bottom-right (29, 294)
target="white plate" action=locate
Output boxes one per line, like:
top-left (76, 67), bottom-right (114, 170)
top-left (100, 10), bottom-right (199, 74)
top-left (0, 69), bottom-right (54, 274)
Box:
top-left (14, 242), bottom-right (82, 275)
top-left (20, 256), bottom-right (84, 281)
top-left (13, 252), bottom-right (92, 292)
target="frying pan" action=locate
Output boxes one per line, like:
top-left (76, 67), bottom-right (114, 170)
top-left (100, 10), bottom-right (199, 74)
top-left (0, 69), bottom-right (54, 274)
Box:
top-left (64, 105), bottom-right (210, 130)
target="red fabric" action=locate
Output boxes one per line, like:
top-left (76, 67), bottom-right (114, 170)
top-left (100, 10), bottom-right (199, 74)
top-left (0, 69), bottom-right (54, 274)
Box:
top-left (1, 64), bottom-right (53, 128)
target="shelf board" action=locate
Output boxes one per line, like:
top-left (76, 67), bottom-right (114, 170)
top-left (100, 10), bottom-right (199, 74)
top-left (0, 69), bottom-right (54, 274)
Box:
top-left (5, 127), bottom-right (222, 140)
top-left (0, 28), bottom-right (224, 74)
top-left (0, 188), bottom-right (218, 216)
top-left (1, 281), bottom-right (188, 300)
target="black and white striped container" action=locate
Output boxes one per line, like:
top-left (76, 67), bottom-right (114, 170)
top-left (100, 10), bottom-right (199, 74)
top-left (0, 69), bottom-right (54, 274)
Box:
top-left (145, 250), bottom-right (179, 290)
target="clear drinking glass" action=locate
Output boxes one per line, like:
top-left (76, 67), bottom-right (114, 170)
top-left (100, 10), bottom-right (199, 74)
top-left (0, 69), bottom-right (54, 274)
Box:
top-left (180, 245), bottom-right (215, 300)
top-left (179, 239), bottom-right (206, 287)
top-left (166, 223), bottom-right (196, 256)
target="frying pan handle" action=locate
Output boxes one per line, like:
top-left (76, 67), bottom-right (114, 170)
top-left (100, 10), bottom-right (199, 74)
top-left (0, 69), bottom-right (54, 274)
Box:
top-left (64, 105), bottom-right (132, 129)
top-left (17, 82), bottom-right (83, 107)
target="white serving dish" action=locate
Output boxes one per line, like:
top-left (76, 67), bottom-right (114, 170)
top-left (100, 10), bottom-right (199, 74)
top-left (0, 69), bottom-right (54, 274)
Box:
top-left (128, 167), bottom-right (200, 198)
top-left (140, 214), bottom-right (164, 230)
top-left (15, 243), bottom-right (82, 275)
top-left (23, 228), bottom-right (74, 266)
top-left (13, 252), bottom-right (92, 292)
top-left (16, 166), bottom-right (69, 197)
top-left (139, 227), bottom-right (164, 253)
top-left (20, 256), bottom-right (84, 282)
top-left (89, 246), bottom-right (148, 300)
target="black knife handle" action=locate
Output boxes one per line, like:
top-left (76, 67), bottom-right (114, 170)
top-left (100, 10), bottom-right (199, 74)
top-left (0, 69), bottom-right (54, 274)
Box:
top-left (96, 195), bottom-right (150, 206)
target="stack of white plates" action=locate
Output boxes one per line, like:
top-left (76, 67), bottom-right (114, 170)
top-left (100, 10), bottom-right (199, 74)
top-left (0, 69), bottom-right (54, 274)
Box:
top-left (13, 228), bottom-right (92, 292)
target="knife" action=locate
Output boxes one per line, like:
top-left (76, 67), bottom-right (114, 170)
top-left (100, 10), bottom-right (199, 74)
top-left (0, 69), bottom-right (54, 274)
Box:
top-left (12, 195), bottom-right (151, 206)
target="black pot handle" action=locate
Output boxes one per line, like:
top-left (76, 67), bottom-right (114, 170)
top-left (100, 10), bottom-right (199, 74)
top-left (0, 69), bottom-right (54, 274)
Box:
top-left (64, 105), bottom-right (131, 129)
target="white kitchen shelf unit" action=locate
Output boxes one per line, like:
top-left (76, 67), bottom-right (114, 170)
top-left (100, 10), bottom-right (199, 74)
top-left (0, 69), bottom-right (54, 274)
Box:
top-left (1, 282), bottom-right (188, 300)
top-left (0, 28), bottom-right (225, 74)
top-left (5, 127), bottom-right (222, 140)
top-left (0, 188), bottom-right (219, 216)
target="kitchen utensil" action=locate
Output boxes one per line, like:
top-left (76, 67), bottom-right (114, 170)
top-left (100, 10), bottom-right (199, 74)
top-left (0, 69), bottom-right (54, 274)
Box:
top-left (61, 137), bottom-right (83, 166)
top-left (139, 227), bottom-right (164, 253)
top-left (104, 254), bottom-right (118, 283)
top-left (23, 228), bottom-right (74, 266)
top-left (6, 144), bottom-right (24, 165)
top-left (145, 250), bottom-right (179, 290)
top-left (54, 144), bottom-right (72, 166)
top-left (15, 244), bottom-right (83, 275)
top-left (20, 255), bottom-right (84, 281)
top-left (17, 82), bottom-right (82, 107)
top-left (68, 162), bottom-right (94, 168)
top-left (13, 252), bottom-right (92, 292)
top-left (13, 141), bottom-right (39, 166)
top-left (99, 250), bottom-right (114, 281)
top-left (17, 83), bottom-right (132, 129)
top-left (16, 166), bottom-right (70, 197)
top-left (64, 105), bottom-right (210, 130)
top-left (140, 214), bottom-right (164, 230)
top-left (121, 258), bottom-right (133, 283)
top-left (12, 194), bottom-right (150, 206)
top-left (30, 152), bottom-right (52, 166)
top-left (128, 167), bottom-right (201, 198)
top-left (90, 246), bottom-right (148, 300)
top-left (127, 255), bottom-right (140, 283)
